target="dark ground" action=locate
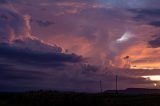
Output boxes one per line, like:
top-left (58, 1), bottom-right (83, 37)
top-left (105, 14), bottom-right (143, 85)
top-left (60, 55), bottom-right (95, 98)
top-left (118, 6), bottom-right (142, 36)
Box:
top-left (0, 90), bottom-right (160, 106)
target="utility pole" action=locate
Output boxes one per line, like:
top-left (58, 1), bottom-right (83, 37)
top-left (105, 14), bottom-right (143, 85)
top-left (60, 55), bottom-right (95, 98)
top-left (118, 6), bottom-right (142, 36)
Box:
top-left (116, 75), bottom-right (118, 94)
top-left (100, 80), bottom-right (103, 93)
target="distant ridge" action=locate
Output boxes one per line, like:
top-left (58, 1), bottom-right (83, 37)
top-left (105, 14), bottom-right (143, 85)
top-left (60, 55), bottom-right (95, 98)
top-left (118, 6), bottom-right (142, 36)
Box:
top-left (105, 88), bottom-right (160, 94)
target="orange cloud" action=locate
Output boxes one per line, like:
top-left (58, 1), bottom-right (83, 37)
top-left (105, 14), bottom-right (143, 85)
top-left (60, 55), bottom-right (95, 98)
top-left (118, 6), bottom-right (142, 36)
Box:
top-left (45, 35), bottom-right (93, 56)
top-left (121, 43), bottom-right (160, 69)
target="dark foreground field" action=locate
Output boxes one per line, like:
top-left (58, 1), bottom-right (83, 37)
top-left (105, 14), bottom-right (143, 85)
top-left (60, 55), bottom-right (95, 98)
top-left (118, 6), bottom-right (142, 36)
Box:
top-left (0, 91), bottom-right (160, 106)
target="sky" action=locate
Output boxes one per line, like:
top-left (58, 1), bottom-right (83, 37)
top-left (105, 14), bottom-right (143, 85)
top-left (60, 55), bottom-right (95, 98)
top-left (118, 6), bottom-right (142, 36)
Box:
top-left (0, 0), bottom-right (160, 92)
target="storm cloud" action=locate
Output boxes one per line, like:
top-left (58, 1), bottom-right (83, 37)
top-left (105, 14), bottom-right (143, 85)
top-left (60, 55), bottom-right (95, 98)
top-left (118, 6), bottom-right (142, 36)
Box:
top-left (149, 37), bottom-right (160, 48)
top-left (0, 0), bottom-right (160, 92)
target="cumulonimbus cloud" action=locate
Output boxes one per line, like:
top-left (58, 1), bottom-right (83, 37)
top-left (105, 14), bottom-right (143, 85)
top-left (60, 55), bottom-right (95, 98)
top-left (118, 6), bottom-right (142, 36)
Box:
top-left (0, 4), bottom-right (83, 63)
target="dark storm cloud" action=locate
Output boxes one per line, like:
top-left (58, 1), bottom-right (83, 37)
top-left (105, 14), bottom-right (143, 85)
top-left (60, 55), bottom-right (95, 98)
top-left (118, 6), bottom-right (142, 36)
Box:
top-left (35, 20), bottom-right (55, 27)
top-left (129, 9), bottom-right (160, 21)
top-left (134, 9), bottom-right (160, 17)
top-left (0, 0), bottom-right (26, 4)
top-left (48, 0), bottom-right (96, 3)
top-left (0, 64), bottom-right (48, 80)
top-left (81, 64), bottom-right (98, 74)
top-left (0, 64), bottom-right (48, 92)
top-left (0, 0), bottom-right (7, 4)
top-left (149, 21), bottom-right (160, 27)
top-left (0, 43), bottom-right (83, 66)
top-left (149, 37), bottom-right (160, 48)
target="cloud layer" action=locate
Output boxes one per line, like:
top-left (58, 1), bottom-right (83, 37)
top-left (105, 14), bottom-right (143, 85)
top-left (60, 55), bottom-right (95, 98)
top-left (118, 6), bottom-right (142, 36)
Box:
top-left (0, 0), bottom-right (160, 92)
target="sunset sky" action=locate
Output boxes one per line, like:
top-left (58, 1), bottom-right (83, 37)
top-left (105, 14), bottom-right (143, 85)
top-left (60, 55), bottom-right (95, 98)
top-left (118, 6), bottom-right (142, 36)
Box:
top-left (0, 0), bottom-right (160, 92)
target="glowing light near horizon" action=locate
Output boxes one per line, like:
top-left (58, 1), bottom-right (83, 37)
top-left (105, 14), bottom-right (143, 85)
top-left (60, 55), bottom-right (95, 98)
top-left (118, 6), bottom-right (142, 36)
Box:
top-left (131, 67), bottom-right (158, 70)
top-left (142, 75), bottom-right (160, 81)
top-left (116, 31), bottom-right (134, 43)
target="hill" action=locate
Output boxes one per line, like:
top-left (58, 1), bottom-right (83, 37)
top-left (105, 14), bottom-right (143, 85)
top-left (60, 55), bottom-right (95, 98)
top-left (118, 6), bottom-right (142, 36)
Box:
top-left (105, 88), bottom-right (160, 94)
